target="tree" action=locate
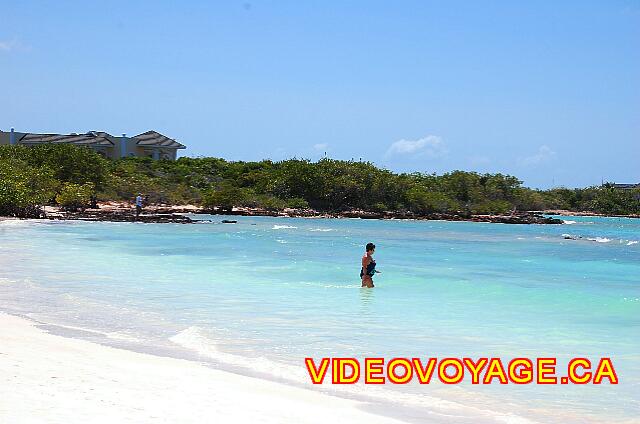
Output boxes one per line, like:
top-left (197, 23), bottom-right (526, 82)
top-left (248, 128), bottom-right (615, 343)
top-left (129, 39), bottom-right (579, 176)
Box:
top-left (0, 157), bottom-right (58, 218)
top-left (285, 197), bottom-right (310, 209)
top-left (202, 183), bottom-right (249, 211)
top-left (56, 182), bottom-right (95, 212)
top-left (406, 187), bottom-right (459, 214)
top-left (590, 186), bottom-right (640, 215)
top-left (2, 144), bottom-right (639, 217)
top-left (25, 144), bottom-right (108, 188)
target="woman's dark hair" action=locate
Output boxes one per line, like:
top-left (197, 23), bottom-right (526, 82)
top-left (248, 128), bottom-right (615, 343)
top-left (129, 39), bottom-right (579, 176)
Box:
top-left (366, 242), bottom-right (376, 252)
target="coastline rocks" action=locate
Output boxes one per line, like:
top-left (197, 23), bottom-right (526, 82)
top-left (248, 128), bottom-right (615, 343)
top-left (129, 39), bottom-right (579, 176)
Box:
top-left (40, 204), bottom-right (564, 225)
top-left (51, 211), bottom-right (194, 224)
top-left (337, 210), bottom-right (562, 224)
top-left (340, 210), bottom-right (386, 219)
top-left (469, 213), bottom-right (564, 225)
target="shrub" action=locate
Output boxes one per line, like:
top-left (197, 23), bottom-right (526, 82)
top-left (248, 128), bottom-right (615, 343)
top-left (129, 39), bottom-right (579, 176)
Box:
top-left (371, 202), bottom-right (388, 212)
top-left (406, 187), bottom-right (459, 214)
top-left (0, 158), bottom-right (58, 217)
top-left (285, 197), bottom-right (310, 209)
top-left (56, 182), bottom-right (94, 211)
top-left (202, 184), bottom-right (248, 211)
top-left (26, 144), bottom-right (108, 188)
top-left (471, 200), bottom-right (512, 214)
top-left (256, 195), bottom-right (286, 211)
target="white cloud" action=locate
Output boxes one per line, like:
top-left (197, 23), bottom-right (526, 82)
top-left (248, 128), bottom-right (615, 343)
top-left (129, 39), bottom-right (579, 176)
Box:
top-left (520, 145), bottom-right (556, 166)
top-left (386, 135), bottom-right (447, 158)
top-left (313, 143), bottom-right (328, 151)
top-left (0, 39), bottom-right (19, 52)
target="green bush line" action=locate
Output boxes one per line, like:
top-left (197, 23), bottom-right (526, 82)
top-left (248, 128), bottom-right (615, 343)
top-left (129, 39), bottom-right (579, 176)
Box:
top-left (1, 144), bottom-right (638, 218)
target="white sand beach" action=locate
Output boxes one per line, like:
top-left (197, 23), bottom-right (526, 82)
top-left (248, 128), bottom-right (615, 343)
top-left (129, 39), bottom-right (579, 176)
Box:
top-left (0, 313), bottom-right (402, 424)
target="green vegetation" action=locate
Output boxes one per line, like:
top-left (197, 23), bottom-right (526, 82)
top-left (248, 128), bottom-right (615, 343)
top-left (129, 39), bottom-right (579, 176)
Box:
top-left (0, 156), bottom-right (57, 218)
top-left (0, 144), bottom-right (639, 217)
top-left (56, 182), bottom-right (95, 212)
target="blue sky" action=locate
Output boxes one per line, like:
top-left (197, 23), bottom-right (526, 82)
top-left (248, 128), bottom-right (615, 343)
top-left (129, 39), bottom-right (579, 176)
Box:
top-left (1, 1), bottom-right (638, 188)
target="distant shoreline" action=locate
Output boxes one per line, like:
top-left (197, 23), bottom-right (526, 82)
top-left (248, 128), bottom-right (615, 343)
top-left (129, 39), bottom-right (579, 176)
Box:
top-left (25, 202), bottom-right (566, 224)
top-left (541, 209), bottom-right (640, 219)
top-left (5, 204), bottom-right (639, 225)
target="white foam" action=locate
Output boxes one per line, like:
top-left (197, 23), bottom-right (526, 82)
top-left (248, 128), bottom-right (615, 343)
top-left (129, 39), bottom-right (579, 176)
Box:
top-left (168, 326), bottom-right (532, 422)
top-left (272, 225), bottom-right (297, 230)
top-left (309, 228), bottom-right (334, 232)
top-left (0, 219), bottom-right (31, 227)
top-left (106, 331), bottom-right (143, 342)
top-left (170, 326), bottom-right (307, 381)
top-left (562, 220), bottom-right (577, 224)
top-left (627, 241), bottom-right (638, 246)
top-left (299, 282), bottom-right (361, 289)
top-left (587, 237), bottom-right (611, 243)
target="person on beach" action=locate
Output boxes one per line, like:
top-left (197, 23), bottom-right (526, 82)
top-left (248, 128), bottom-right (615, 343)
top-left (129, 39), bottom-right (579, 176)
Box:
top-left (361, 242), bottom-right (380, 288)
top-left (135, 193), bottom-right (143, 217)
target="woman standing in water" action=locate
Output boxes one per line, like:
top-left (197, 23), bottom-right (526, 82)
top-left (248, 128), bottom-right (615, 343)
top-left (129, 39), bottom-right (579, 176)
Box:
top-left (361, 242), bottom-right (379, 288)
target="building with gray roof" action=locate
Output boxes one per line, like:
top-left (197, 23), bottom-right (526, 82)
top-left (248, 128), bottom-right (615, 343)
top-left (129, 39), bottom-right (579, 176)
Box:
top-left (0, 128), bottom-right (186, 160)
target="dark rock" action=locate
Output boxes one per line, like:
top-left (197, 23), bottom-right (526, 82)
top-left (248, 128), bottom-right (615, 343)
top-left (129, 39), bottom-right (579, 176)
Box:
top-left (53, 211), bottom-right (194, 223)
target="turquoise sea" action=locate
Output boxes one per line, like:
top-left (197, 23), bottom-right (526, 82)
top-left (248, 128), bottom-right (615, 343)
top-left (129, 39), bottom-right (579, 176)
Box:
top-left (0, 215), bottom-right (638, 423)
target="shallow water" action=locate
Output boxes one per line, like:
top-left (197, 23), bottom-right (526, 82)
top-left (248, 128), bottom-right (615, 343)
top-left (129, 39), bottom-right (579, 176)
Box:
top-left (0, 215), bottom-right (638, 423)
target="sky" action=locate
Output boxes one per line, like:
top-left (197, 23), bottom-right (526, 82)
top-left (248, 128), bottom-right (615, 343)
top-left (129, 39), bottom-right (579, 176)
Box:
top-left (1, 0), bottom-right (639, 188)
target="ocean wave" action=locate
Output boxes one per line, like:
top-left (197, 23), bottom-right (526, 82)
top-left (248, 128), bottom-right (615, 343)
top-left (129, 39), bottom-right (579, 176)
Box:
top-left (170, 326), bottom-right (308, 382)
top-left (32, 320), bottom-right (142, 343)
top-left (105, 331), bottom-right (143, 342)
top-left (587, 237), bottom-right (612, 243)
top-left (562, 220), bottom-right (577, 224)
top-left (299, 281), bottom-right (361, 289)
top-left (562, 234), bottom-right (640, 246)
top-left (0, 219), bottom-right (34, 227)
top-left (0, 219), bottom-right (77, 228)
top-left (309, 228), bottom-right (334, 232)
top-left (168, 326), bottom-right (528, 422)
top-left (272, 225), bottom-right (297, 230)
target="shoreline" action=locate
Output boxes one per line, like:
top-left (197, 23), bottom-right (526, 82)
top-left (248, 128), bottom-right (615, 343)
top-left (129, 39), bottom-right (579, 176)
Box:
top-left (10, 202), bottom-right (640, 225)
top-left (0, 311), bottom-right (527, 424)
top-left (30, 202), bottom-right (569, 224)
top-left (541, 209), bottom-right (640, 218)
top-left (0, 312), bottom-right (408, 424)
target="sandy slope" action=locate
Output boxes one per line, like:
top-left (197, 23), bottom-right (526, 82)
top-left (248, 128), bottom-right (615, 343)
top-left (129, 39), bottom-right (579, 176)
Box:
top-left (0, 313), bottom-right (403, 424)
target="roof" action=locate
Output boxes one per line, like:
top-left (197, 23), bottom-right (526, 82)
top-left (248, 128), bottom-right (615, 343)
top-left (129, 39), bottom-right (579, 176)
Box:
top-left (9, 129), bottom-right (186, 149)
top-left (133, 130), bottom-right (186, 149)
top-left (611, 183), bottom-right (640, 189)
top-left (19, 131), bottom-right (114, 146)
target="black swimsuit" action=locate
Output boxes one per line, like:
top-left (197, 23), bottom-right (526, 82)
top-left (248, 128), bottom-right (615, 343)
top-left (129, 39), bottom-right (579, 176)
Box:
top-left (360, 259), bottom-right (376, 278)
